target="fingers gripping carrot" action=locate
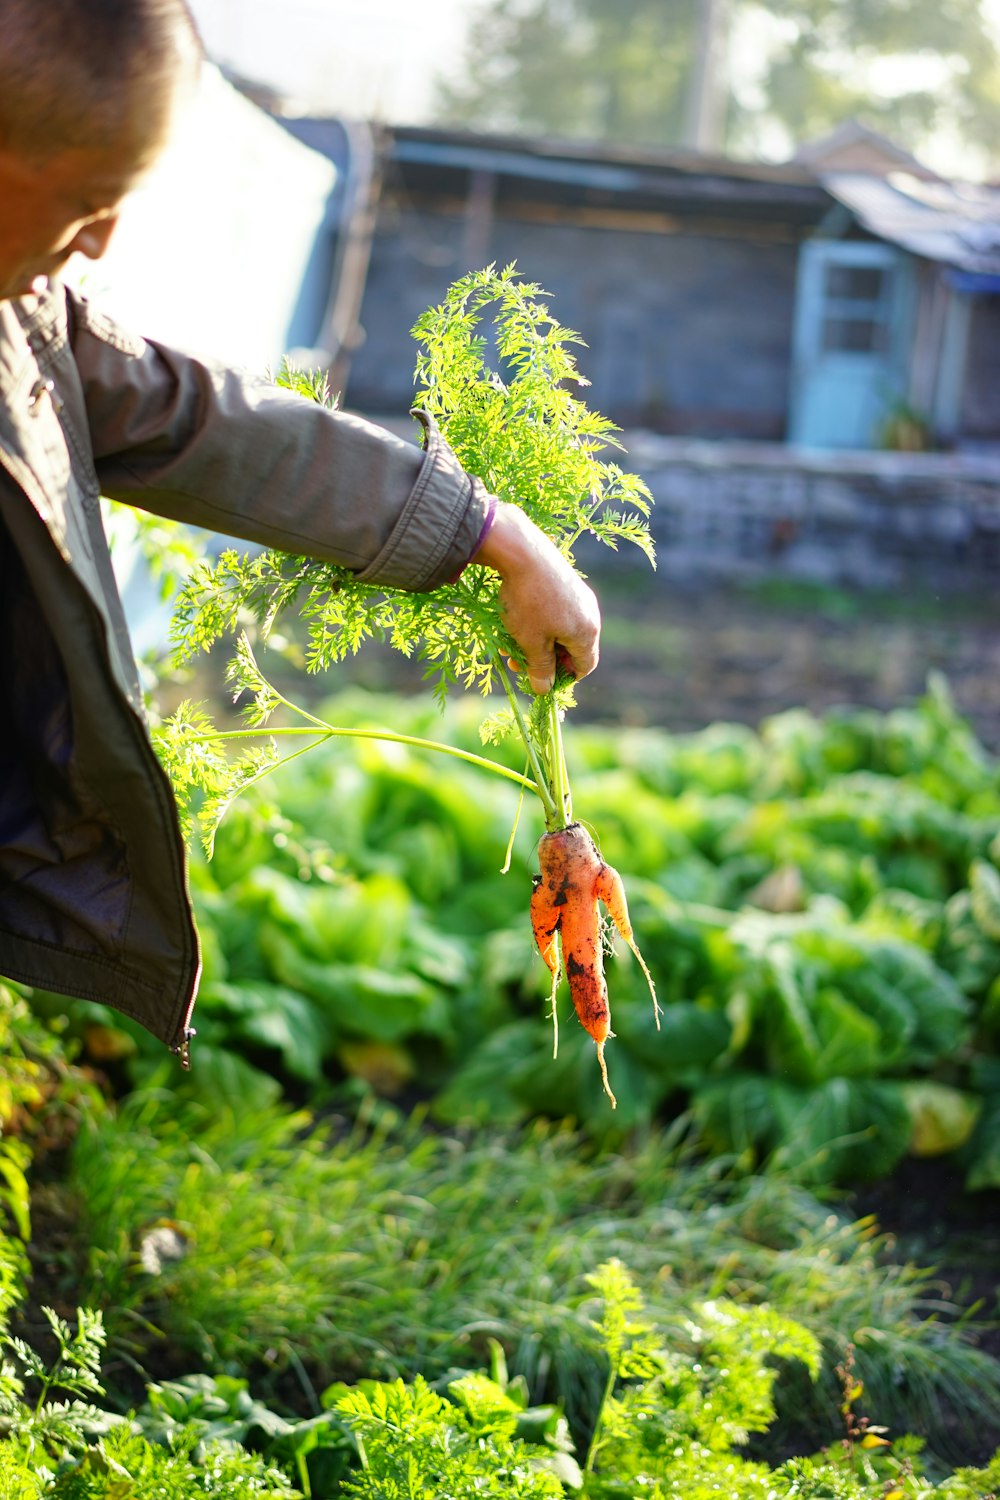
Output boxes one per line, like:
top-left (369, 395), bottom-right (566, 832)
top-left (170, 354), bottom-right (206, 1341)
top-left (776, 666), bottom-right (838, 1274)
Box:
top-left (530, 823), bottom-right (658, 1108)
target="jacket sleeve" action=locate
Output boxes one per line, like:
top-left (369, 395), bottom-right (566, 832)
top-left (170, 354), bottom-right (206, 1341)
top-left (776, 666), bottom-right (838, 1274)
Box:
top-left (66, 289), bottom-right (491, 592)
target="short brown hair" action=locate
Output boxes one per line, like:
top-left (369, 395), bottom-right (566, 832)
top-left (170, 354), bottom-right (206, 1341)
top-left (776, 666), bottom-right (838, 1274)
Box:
top-left (0, 0), bottom-right (202, 156)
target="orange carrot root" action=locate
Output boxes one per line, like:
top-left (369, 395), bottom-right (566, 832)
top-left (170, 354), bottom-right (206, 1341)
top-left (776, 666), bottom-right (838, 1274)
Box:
top-left (594, 864), bottom-right (661, 1028)
top-left (530, 875), bottom-right (561, 1058)
top-left (530, 822), bottom-right (657, 1107)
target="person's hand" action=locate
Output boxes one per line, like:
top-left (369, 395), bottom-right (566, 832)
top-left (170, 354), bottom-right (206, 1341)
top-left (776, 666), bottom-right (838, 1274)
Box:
top-left (470, 501), bottom-right (601, 694)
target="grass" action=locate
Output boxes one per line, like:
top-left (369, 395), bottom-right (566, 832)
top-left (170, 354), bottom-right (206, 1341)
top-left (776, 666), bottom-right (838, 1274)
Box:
top-left (60, 1090), bottom-right (1000, 1463)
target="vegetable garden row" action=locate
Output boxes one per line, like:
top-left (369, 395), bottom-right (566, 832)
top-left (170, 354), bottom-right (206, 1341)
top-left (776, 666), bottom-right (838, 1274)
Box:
top-left (44, 674), bottom-right (1000, 1184)
top-left (5, 676), bottom-right (1000, 1497)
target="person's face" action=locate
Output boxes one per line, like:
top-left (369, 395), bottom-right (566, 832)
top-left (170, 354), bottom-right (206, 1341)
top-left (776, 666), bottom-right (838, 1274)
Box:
top-left (0, 99), bottom-right (175, 303)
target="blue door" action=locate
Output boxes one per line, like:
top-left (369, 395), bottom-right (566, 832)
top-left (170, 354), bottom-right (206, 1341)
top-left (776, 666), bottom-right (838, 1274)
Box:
top-left (789, 241), bottom-right (913, 448)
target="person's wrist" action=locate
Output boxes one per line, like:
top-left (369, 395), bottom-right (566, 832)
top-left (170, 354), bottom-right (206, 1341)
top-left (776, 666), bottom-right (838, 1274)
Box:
top-left (472, 501), bottom-right (538, 577)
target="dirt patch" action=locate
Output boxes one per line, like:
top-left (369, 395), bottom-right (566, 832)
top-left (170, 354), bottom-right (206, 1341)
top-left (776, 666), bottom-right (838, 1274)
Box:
top-left (313, 578), bottom-right (1000, 751)
top-left (851, 1156), bottom-right (1000, 1349)
top-left (569, 579), bottom-right (1000, 750)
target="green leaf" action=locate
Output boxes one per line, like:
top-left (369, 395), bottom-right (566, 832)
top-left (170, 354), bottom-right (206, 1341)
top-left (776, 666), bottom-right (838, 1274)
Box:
top-left (0, 1140), bottom-right (31, 1241)
top-left (201, 980), bottom-right (336, 1082)
top-left (172, 1044), bottom-right (284, 1112)
top-left (260, 926), bottom-right (453, 1044)
top-left (970, 856), bottom-right (1000, 941)
top-left (431, 1021), bottom-right (540, 1127)
top-left (763, 942), bottom-right (823, 1084)
top-left (808, 987), bottom-right (883, 1081)
top-left (693, 1073), bottom-right (913, 1185)
top-left (899, 1081), bottom-right (982, 1157)
top-left (964, 1059), bottom-right (1000, 1191)
top-left (621, 1000), bottom-right (731, 1075)
top-left (861, 939), bottom-right (970, 1068)
top-left (773, 1077), bottom-right (913, 1185)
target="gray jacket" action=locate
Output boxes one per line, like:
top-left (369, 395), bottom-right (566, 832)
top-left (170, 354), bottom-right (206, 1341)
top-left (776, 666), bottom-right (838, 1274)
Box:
top-left (0, 281), bottom-right (490, 1058)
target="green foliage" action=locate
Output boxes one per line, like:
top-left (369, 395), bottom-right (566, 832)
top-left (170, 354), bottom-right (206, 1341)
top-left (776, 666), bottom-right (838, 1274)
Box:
top-left (10, 1306), bottom-right (105, 1411)
top-left (438, 0), bottom-right (702, 150)
top-left (0, 1299), bottom-right (302, 1498)
top-left (3, 1211), bottom-right (1000, 1496)
top-left (0, 1135), bottom-right (31, 1248)
top-left (102, 502), bottom-right (206, 608)
top-left (410, 264), bottom-right (654, 571)
top-left (60, 1089), bottom-right (1000, 1466)
top-left (581, 1260), bottom-right (820, 1489)
top-left (335, 1376), bottom-right (564, 1498)
top-left (159, 266), bottom-right (654, 850)
top-left (436, 0), bottom-right (1000, 168)
top-left (325, 1257), bottom-right (1000, 1499)
top-left (152, 697), bottom-right (283, 858)
top-left (754, 0), bottom-right (1000, 162)
top-left (0, 981), bottom-right (106, 1311)
top-left (0, 1426), bottom-right (302, 1498)
top-left (133, 1372), bottom-right (354, 1496)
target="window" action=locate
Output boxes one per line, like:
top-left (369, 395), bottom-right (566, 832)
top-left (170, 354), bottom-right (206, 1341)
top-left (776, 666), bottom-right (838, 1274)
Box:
top-left (820, 259), bottom-right (892, 355)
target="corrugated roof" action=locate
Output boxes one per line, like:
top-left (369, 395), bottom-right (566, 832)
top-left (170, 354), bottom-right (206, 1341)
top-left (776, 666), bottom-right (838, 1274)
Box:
top-left (823, 170), bottom-right (1000, 276)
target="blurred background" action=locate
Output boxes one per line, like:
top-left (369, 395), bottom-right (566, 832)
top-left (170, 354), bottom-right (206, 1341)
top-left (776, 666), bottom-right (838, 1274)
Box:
top-left (77, 0), bottom-right (1000, 744)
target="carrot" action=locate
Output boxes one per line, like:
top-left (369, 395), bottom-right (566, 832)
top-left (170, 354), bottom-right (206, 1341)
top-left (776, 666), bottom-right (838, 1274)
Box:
top-left (530, 822), bottom-right (659, 1107)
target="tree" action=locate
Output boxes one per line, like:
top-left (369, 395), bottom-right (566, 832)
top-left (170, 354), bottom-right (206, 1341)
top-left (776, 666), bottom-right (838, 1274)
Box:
top-left (436, 0), bottom-right (701, 147)
top-left (755, 0), bottom-right (1000, 167)
top-left (435, 0), bottom-right (1000, 174)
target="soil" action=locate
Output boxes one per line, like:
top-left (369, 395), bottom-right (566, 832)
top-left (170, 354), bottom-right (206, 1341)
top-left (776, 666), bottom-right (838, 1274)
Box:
top-left (565, 578), bottom-right (1000, 749)
top-left (849, 1157), bottom-right (1000, 1352)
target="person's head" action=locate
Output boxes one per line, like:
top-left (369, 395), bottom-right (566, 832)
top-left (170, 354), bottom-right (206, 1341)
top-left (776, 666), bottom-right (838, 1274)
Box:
top-left (0, 0), bottom-right (202, 302)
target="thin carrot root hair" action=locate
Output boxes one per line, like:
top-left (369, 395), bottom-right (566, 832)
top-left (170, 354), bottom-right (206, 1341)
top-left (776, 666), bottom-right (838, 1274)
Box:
top-left (548, 968), bottom-right (559, 1060)
top-left (595, 1039), bottom-right (617, 1110)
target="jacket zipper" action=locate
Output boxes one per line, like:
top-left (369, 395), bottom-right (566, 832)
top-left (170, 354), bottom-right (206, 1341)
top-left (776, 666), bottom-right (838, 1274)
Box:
top-left (172, 1025), bottom-right (197, 1070)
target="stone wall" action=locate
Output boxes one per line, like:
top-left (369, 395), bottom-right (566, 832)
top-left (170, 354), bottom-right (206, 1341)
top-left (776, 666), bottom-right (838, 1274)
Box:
top-left (609, 433), bottom-right (1000, 593)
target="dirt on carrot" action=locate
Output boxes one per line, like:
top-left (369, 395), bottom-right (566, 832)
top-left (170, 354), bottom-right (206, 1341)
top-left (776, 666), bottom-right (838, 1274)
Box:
top-left (530, 822), bottom-right (659, 1107)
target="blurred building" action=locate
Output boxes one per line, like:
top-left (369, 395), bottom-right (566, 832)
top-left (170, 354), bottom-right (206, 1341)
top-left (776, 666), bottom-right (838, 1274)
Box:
top-left (283, 116), bottom-right (1000, 456)
top-left (80, 67), bottom-right (1000, 456)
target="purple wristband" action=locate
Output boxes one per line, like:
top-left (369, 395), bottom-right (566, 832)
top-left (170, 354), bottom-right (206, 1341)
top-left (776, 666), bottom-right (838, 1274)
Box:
top-left (468, 495), bottom-right (498, 562)
top-left (444, 495), bottom-right (498, 585)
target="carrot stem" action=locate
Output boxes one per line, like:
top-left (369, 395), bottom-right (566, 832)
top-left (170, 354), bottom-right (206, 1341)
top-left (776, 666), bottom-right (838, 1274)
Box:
top-left (495, 657), bottom-right (560, 827)
top-left (201, 734), bottom-right (329, 852)
top-left (191, 725), bottom-right (540, 795)
top-left (548, 694), bottom-right (572, 827)
top-left (224, 639), bottom-right (546, 796)
top-left (501, 771), bottom-right (528, 874)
